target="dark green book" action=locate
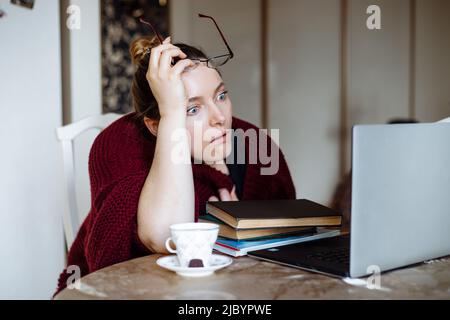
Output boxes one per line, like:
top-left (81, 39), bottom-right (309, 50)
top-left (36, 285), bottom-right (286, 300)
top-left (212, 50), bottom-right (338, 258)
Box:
top-left (206, 199), bottom-right (342, 229)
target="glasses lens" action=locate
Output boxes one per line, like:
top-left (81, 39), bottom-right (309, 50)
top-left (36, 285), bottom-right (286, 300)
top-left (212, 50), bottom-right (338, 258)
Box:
top-left (207, 55), bottom-right (231, 68)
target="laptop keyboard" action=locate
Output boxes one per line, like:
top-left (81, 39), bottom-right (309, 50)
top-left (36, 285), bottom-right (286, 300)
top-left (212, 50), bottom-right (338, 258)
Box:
top-left (306, 247), bottom-right (350, 265)
top-left (307, 234), bottom-right (350, 265)
top-left (248, 234), bottom-right (351, 277)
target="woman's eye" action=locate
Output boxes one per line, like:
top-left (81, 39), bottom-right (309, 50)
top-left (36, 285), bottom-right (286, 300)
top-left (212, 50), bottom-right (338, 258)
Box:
top-left (187, 106), bottom-right (199, 115)
top-left (217, 91), bottom-right (228, 102)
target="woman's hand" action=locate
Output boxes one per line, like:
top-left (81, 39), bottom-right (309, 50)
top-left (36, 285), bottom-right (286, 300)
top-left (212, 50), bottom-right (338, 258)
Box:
top-left (208, 163), bottom-right (239, 202)
top-left (208, 186), bottom-right (239, 202)
top-left (146, 37), bottom-right (194, 119)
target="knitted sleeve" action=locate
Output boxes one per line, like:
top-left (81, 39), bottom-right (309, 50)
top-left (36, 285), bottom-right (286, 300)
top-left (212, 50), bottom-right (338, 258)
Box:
top-left (84, 119), bottom-right (153, 272)
top-left (85, 172), bottom-right (152, 272)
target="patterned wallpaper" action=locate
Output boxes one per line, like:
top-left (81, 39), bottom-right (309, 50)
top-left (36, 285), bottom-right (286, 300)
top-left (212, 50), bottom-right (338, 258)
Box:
top-left (101, 0), bottom-right (169, 114)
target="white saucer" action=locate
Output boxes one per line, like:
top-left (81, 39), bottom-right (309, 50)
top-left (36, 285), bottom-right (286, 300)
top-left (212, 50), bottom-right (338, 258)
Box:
top-left (156, 254), bottom-right (233, 277)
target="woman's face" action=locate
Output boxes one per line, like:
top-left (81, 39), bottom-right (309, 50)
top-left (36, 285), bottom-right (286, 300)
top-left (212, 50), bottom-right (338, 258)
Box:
top-left (181, 63), bottom-right (233, 164)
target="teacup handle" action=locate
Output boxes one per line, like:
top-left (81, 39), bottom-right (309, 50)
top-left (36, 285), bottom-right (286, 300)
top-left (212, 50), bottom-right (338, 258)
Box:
top-left (165, 237), bottom-right (177, 254)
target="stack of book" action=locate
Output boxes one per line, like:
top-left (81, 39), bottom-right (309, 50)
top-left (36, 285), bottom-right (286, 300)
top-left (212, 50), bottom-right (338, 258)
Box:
top-left (200, 199), bottom-right (342, 257)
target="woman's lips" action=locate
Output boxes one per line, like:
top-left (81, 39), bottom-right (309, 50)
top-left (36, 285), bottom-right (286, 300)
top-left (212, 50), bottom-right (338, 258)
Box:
top-left (210, 132), bottom-right (227, 144)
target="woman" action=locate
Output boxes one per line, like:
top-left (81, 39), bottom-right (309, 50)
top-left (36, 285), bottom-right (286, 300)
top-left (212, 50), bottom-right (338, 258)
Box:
top-left (55, 35), bottom-right (296, 295)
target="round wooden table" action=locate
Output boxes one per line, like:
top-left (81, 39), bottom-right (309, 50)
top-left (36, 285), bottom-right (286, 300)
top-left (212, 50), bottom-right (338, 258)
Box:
top-left (54, 254), bottom-right (450, 300)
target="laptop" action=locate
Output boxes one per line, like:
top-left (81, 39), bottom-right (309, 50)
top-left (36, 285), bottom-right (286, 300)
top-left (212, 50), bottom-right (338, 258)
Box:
top-left (248, 123), bottom-right (450, 278)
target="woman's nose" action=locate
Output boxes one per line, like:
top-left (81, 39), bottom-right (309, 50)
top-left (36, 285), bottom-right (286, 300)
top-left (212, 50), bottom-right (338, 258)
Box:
top-left (208, 103), bottom-right (226, 126)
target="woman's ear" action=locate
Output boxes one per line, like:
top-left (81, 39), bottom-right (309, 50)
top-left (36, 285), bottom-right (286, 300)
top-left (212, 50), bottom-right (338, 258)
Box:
top-left (144, 117), bottom-right (159, 137)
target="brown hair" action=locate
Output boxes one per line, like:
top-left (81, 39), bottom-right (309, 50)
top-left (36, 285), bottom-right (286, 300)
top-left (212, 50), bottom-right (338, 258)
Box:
top-left (129, 36), bottom-right (209, 126)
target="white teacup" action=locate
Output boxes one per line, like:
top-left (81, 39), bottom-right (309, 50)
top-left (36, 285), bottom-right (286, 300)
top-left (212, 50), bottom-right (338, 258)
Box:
top-left (165, 222), bottom-right (219, 268)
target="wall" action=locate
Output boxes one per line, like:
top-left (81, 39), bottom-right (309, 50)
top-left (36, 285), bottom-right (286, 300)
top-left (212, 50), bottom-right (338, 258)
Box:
top-left (345, 0), bottom-right (412, 170)
top-left (415, 0), bottom-right (450, 122)
top-left (60, 0), bottom-right (102, 223)
top-left (268, 0), bottom-right (341, 203)
top-left (0, 0), bottom-right (65, 299)
top-left (345, 0), bottom-right (450, 168)
top-left (347, 0), bottom-right (411, 126)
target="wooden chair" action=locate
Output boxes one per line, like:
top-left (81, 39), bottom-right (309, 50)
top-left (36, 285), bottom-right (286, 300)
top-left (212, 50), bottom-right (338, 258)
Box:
top-left (56, 113), bottom-right (123, 250)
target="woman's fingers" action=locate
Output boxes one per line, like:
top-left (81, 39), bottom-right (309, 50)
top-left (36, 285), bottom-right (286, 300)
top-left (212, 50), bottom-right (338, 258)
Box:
top-left (143, 36), bottom-right (192, 113)
top-left (159, 48), bottom-right (187, 76)
top-left (230, 186), bottom-right (239, 201)
top-left (148, 43), bottom-right (177, 77)
top-left (218, 188), bottom-right (232, 201)
top-left (147, 36), bottom-right (193, 79)
top-left (171, 58), bottom-right (194, 77)
top-left (211, 186), bottom-right (239, 202)
top-left (208, 196), bottom-right (220, 202)
top-left (218, 188), bottom-right (231, 201)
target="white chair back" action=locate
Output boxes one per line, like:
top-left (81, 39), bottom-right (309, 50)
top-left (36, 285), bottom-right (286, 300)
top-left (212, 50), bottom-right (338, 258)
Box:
top-left (56, 113), bottom-right (122, 250)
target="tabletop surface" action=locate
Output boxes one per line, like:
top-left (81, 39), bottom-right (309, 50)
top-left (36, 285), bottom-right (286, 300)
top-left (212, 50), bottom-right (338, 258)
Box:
top-left (54, 254), bottom-right (450, 300)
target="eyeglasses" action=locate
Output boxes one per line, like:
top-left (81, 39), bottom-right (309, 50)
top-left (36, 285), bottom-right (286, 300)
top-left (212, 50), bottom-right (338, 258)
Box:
top-left (139, 13), bottom-right (234, 68)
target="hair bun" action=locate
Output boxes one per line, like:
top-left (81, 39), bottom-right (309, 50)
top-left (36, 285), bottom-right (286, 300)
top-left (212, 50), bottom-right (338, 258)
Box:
top-left (130, 36), bottom-right (160, 66)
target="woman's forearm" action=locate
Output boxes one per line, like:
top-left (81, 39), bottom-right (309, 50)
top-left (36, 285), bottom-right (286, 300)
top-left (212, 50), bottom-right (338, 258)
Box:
top-left (137, 110), bottom-right (195, 253)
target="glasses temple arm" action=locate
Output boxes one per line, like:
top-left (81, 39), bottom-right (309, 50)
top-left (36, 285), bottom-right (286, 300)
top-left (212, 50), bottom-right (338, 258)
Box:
top-left (198, 13), bottom-right (234, 59)
top-left (139, 18), bottom-right (164, 44)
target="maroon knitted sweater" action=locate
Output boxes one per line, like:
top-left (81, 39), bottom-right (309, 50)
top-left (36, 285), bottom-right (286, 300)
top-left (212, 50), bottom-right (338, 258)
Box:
top-left (55, 113), bottom-right (296, 295)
